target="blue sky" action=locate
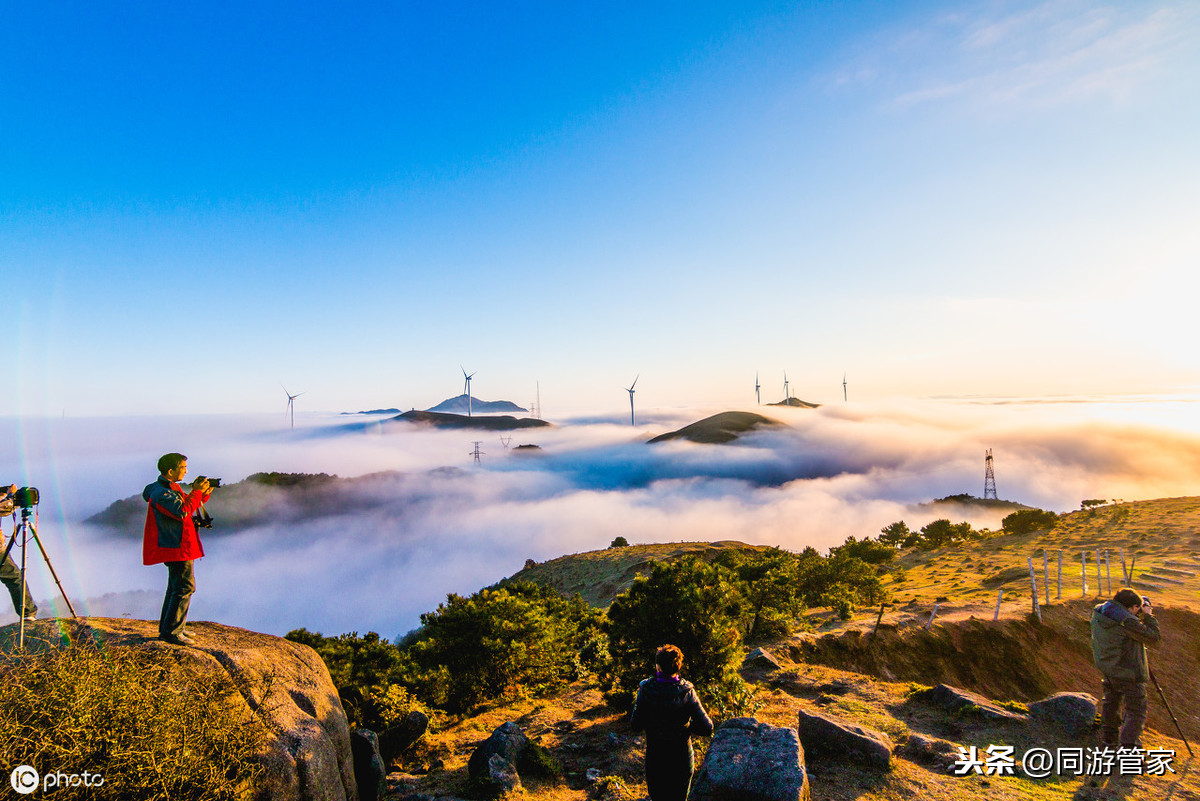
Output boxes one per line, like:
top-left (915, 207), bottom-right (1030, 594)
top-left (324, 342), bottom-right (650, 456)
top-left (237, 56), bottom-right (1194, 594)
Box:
top-left (5, 1), bottom-right (1199, 417)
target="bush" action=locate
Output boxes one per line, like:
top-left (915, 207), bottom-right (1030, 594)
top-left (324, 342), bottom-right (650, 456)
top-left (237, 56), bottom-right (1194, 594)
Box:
top-left (609, 536), bottom-right (630, 548)
top-left (1002, 509), bottom-right (1059, 536)
top-left (402, 581), bottom-right (602, 714)
top-left (603, 557), bottom-right (755, 718)
top-left (0, 642), bottom-right (266, 801)
top-left (286, 629), bottom-right (425, 732)
top-left (830, 536), bottom-right (896, 565)
top-left (916, 519), bottom-right (976, 548)
top-left (878, 521), bottom-right (911, 548)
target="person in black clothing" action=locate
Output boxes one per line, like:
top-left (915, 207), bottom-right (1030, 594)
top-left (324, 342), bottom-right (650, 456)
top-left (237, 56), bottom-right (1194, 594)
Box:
top-left (630, 644), bottom-right (714, 801)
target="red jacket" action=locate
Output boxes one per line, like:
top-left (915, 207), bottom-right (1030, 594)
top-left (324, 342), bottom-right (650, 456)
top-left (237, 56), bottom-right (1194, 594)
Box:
top-left (142, 477), bottom-right (209, 564)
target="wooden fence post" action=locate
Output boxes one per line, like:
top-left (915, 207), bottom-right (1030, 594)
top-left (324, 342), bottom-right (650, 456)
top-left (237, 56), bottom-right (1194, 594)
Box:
top-left (1095, 551), bottom-right (1102, 596)
top-left (994, 589), bottom-right (1003, 621)
top-left (1104, 550), bottom-right (1112, 595)
top-left (1043, 551), bottom-right (1050, 606)
top-left (925, 604), bottom-right (940, 629)
top-left (1057, 551), bottom-right (1063, 599)
top-left (1121, 548), bottom-right (1129, 585)
top-left (1028, 557), bottom-right (1042, 623)
top-left (1082, 551), bottom-right (1088, 597)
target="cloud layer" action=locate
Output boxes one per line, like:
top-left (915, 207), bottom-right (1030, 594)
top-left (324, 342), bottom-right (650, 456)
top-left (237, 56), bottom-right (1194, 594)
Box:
top-left (3, 396), bottom-right (1199, 637)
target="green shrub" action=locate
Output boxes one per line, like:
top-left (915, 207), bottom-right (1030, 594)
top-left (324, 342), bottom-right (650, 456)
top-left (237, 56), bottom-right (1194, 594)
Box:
top-left (0, 642), bottom-right (266, 801)
top-left (603, 557), bottom-right (756, 718)
top-left (1002, 509), bottom-right (1060, 536)
top-left (609, 536), bottom-right (630, 548)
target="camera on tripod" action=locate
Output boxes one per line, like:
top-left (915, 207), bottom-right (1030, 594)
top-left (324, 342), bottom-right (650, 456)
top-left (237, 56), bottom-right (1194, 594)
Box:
top-left (14, 487), bottom-right (39, 509)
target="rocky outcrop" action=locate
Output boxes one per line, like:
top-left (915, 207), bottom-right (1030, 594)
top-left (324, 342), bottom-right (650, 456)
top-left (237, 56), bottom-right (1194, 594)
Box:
top-left (379, 710), bottom-right (429, 764)
top-left (743, 647), bottom-right (782, 672)
top-left (1028, 692), bottom-right (1097, 736)
top-left (691, 717), bottom-right (809, 801)
top-left (17, 618), bottom-right (357, 801)
top-left (920, 683), bottom-right (1029, 723)
top-left (796, 708), bottom-right (893, 770)
top-left (897, 733), bottom-right (963, 773)
top-left (351, 729), bottom-right (386, 801)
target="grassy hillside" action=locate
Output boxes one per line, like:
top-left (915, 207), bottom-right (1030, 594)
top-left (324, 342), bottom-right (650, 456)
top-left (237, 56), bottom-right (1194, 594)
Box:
top-left (501, 540), bottom-right (774, 608)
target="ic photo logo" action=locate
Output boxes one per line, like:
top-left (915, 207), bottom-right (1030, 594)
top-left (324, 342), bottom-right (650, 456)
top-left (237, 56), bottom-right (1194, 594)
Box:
top-left (10, 766), bottom-right (39, 795)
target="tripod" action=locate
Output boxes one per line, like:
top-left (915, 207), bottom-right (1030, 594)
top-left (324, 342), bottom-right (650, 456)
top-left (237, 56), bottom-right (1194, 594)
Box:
top-left (1, 502), bottom-right (77, 649)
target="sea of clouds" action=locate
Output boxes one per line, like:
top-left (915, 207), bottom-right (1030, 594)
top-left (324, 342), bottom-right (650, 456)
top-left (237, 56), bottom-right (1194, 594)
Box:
top-left (2, 395), bottom-right (1199, 638)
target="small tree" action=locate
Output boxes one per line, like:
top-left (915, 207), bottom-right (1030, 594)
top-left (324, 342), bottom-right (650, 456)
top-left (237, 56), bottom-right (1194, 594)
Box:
top-left (603, 557), bottom-right (752, 717)
top-left (878, 521), bottom-right (911, 548)
top-left (609, 536), bottom-right (630, 548)
top-left (917, 519), bottom-right (974, 548)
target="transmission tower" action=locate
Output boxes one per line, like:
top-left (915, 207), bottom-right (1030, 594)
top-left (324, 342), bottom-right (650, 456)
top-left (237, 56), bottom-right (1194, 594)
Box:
top-left (499, 435), bottom-right (512, 449)
top-left (984, 449), bottom-right (997, 500)
top-left (470, 441), bottom-right (484, 463)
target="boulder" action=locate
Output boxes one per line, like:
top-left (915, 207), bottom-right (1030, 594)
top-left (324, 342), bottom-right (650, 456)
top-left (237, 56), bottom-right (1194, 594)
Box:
top-left (468, 722), bottom-right (531, 794)
top-left (897, 733), bottom-right (962, 773)
top-left (379, 710), bottom-right (429, 763)
top-left (691, 717), bottom-right (809, 801)
top-left (10, 617), bottom-right (357, 801)
top-left (744, 647), bottom-right (782, 672)
top-left (1028, 692), bottom-right (1097, 736)
top-left (922, 684), bottom-right (1029, 723)
top-left (796, 708), bottom-right (893, 770)
top-left (351, 729), bottom-right (386, 801)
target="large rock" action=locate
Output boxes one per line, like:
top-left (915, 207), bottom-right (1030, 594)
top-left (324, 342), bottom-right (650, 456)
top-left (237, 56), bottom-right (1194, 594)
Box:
top-left (796, 708), bottom-right (893, 770)
top-left (896, 733), bottom-right (962, 773)
top-left (1028, 692), bottom-right (1097, 736)
top-left (379, 710), bottom-right (429, 763)
top-left (922, 684), bottom-right (1029, 723)
top-left (743, 647), bottom-right (782, 672)
top-left (468, 721), bottom-right (532, 794)
top-left (6, 617), bottom-right (357, 801)
top-left (351, 729), bottom-right (386, 801)
top-left (691, 717), bottom-right (809, 801)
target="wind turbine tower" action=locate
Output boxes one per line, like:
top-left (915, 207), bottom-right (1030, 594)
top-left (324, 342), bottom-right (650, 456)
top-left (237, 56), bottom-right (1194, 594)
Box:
top-left (843, 373), bottom-right (847, 402)
top-left (461, 366), bottom-right (477, 417)
top-left (625, 375), bottom-right (639, 426)
top-left (783, 372), bottom-right (790, 404)
top-left (283, 386), bottom-right (304, 429)
top-left (984, 449), bottom-right (998, 500)
top-left (755, 372), bottom-right (761, 405)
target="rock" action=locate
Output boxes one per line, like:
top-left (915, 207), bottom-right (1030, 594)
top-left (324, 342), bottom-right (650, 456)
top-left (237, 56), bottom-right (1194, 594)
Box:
top-left (691, 717), bottom-right (809, 801)
top-left (586, 768), bottom-right (603, 782)
top-left (468, 722), bottom-right (530, 781)
top-left (486, 753), bottom-right (521, 794)
top-left (1028, 692), bottom-right (1097, 736)
top-left (796, 708), bottom-right (893, 770)
top-left (922, 684), bottom-right (1029, 723)
top-left (379, 710), bottom-right (429, 763)
top-left (744, 647), bottom-right (782, 671)
top-left (351, 729), bottom-right (386, 801)
top-left (9, 617), bottom-right (358, 801)
top-left (897, 733), bottom-right (962, 773)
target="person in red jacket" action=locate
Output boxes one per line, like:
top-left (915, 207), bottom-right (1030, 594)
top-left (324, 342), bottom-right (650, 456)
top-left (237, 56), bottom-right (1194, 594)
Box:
top-left (143, 453), bottom-right (210, 645)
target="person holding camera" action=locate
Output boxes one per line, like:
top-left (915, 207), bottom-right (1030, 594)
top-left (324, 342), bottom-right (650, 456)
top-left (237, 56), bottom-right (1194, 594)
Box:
top-left (0, 484), bottom-right (37, 621)
top-left (142, 453), bottom-right (211, 645)
top-left (1091, 587), bottom-right (1161, 749)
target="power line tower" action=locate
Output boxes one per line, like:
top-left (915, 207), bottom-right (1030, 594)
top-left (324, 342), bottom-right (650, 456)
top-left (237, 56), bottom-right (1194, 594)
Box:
top-left (984, 449), bottom-right (998, 500)
top-left (499, 435), bottom-right (512, 449)
top-left (470, 441), bottom-right (484, 463)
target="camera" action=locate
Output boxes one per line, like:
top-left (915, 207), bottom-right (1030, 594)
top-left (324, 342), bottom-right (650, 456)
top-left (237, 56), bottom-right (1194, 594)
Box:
top-left (14, 487), bottom-right (39, 508)
top-left (195, 476), bottom-right (221, 489)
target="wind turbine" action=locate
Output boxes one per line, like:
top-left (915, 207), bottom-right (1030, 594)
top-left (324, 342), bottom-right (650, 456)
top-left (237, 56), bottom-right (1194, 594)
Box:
top-left (843, 373), bottom-right (848, 402)
top-left (282, 386), bottom-right (304, 429)
top-left (755, 372), bottom-right (761, 405)
top-left (625, 375), bottom-right (639, 426)
top-left (461, 366), bottom-right (477, 417)
top-left (782, 372), bottom-right (790, 404)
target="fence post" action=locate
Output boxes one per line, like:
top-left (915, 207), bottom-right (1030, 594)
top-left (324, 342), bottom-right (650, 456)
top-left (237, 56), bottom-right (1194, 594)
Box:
top-left (1104, 550), bottom-right (1112, 595)
top-left (994, 589), bottom-right (1003, 621)
top-left (925, 604), bottom-right (940, 629)
top-left (1121, 548), bottom-right (1129, 585)
top-left (1043, 551), bottom-right (1050, 606)
top-left (1082, 551), bottom-right (1089, 597)
top-left (869, 602), bottom-right (887, 642)
top-left (1095, 551), bottom-right (1103, 596)
top-left (1057, 550), bottom-right (1063, 599)
top-left (1028, 557), bottom-right (1042, 623)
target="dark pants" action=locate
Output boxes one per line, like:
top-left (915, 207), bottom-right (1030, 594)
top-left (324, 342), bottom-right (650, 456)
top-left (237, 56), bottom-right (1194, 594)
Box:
top-left (645, 740), bottom-right (694, 801)
top-left (1, 552), bottom-right (36, 618)
top-left (159, 560), bottom-right (195, 638)
top-left (1101, 675), bottom-right (1147, 747)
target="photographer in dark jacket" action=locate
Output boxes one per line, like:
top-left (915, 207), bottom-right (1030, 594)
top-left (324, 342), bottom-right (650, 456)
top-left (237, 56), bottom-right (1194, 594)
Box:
top-left (630, 645), bottom-right (714, 801)
top-left (1091, 587), bottom-right (1161, 748)
top-left (0, 484), bottom-right (37, 621)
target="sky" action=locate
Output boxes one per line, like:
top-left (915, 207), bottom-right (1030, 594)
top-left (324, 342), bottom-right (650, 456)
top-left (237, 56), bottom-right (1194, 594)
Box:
top-left (4, 1), bottom-right (1200, 417)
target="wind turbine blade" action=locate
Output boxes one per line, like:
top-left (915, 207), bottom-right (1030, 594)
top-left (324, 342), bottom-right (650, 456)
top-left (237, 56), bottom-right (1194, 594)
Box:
top-left (630, 374), bottom-right (639, 391)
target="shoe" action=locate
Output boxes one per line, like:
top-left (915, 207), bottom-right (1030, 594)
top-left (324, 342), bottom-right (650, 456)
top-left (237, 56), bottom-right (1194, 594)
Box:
top-left (160, 632), bottom-right (195, 646)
